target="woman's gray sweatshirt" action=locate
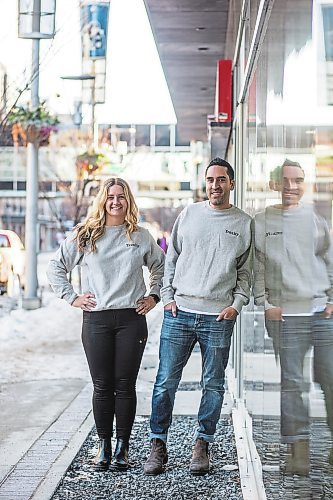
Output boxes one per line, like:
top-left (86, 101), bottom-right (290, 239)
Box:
top-left (161, 201), bottom-right (253, 313)
top-left (47, 224), bottom-right (165, 310)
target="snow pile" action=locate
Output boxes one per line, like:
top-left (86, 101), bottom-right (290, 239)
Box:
top-left (0, 291), bottom-right (89, 384)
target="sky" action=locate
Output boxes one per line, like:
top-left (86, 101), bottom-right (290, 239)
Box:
top-left (0, 0), bottom-right (176, 125)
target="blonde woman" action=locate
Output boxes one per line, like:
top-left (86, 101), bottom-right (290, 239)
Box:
top-left (47, 177), bottom-right (165, 471)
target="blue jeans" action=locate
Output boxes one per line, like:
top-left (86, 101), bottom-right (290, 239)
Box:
top-left (266, 314), bottom-right (333, 443)
top-left (150, 309), bottom-right (235, 443)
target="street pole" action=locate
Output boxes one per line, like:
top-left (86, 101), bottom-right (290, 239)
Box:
top-left (18, 0), bottom-right (55, 309)
top-left (23, 2), bottom-right (41, 309)
top-left (92, 60), bottom-right (98, 150)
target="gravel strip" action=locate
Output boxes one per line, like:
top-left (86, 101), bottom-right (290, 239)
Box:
top-left (53, 416), bottom-right (242, 500)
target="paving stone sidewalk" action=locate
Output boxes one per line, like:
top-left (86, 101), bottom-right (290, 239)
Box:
top-left (0, 384), bottom-right (92, 500)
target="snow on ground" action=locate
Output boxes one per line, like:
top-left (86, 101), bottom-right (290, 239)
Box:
top-left (0, 290), bottom-right (90, 384)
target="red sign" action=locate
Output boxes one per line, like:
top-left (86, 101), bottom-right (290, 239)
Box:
top-left (215, 60), bottom-right (232, 122)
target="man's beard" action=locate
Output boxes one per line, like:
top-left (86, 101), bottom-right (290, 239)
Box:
top-left (210, 192), bottom-right (225, 206)
top-left (282, 192), bottom-right (300, 207)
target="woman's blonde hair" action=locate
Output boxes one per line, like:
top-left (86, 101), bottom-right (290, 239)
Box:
top-left (74, 177), bottom-right (138, 252)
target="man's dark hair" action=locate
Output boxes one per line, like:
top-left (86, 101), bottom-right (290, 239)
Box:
top-left (205, 157), bottom-right (235, 181)
top-left (282, 158), bottom-right (304, 170)
top-left (270, 159), bottom-right (305, 182)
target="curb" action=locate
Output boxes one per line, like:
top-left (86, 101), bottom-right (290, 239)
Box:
top-left (32, 412), bottom-right (94, 500)
top-left (232, 401), bottom-right (267, 500)
top-left (0, 383), bottom-right (93, 500)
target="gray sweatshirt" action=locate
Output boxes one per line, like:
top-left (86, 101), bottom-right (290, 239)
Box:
top-left (254, 204), bottom-right (333, 314)
top-left (161, 201), bottom-right (252, 313)
top-left (47, 224), bottom-right (165, 310)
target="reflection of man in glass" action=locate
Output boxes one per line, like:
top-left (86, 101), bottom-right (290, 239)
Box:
top-left (254, 159), bottom-right (333, 475)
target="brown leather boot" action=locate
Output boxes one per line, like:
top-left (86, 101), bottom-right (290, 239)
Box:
top-left (144, 438), bottom-right (168, 475)
top-left (285, 440), bottom-right (310, 476)
top-left (189, 438), bottom-right (210, 475)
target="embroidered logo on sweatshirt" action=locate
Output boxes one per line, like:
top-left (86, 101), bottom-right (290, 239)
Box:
top-left (126, 243), bottom-right (140, 248)
top-left (266, 231), bottom-right (282, 237)
top-left (225, 229), bottom-right (239, 237)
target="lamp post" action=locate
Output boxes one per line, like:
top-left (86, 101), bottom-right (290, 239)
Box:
top-left (18, 0), bottom-right (56, 310)
top-left (61, 74), bottom-right (96, 147)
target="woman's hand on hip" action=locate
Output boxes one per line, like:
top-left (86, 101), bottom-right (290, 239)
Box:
top-left (136, 296), bottom-right (156, 315)
top-left (72, 293), bottom-right (97, 311)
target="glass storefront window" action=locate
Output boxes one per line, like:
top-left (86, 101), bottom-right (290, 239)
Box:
top-left (230, 0), bottom-right (333, 495)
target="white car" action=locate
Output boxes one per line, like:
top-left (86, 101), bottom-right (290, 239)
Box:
top-left (0, 229), bottom-right (26, 296)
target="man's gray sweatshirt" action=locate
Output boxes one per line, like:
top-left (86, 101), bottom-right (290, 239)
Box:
top-left (47, 224), bottom-right (165, 310)
top-left (254, 204), bottom-right (333, 314)
top-left (161, 201), bottom-right (252, 313)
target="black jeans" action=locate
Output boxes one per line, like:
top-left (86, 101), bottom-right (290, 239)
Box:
top-left (82, 309), bottom-right (148, 440)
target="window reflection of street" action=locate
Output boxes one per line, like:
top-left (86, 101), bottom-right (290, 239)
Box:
top-left (241, 0), bottom-right (333, 495)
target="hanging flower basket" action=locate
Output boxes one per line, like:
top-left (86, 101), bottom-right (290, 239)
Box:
top-left (7, 103), bottom-right (59, 147)
top-left (75, 150), bottom-right (111, 179)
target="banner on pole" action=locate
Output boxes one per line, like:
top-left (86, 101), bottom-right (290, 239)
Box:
top-left (80, 1), bottom-right (110, 59)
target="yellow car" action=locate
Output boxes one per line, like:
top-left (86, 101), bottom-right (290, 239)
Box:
top-left (0, 230), bottom-right (26, 296)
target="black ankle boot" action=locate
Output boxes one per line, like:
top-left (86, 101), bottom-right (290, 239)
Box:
top-left (94, 438), bottom-right (112, 471)
top-left (113, 438), bottom-right (129, 470)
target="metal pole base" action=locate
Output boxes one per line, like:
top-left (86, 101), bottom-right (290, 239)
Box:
top-left (22, 297), bottom-right (42, 310)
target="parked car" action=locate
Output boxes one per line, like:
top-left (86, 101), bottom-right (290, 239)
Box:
top-left (0, 253), bottom-right (7, 294)
top-left (0, 230), bottom-right (26, 296)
